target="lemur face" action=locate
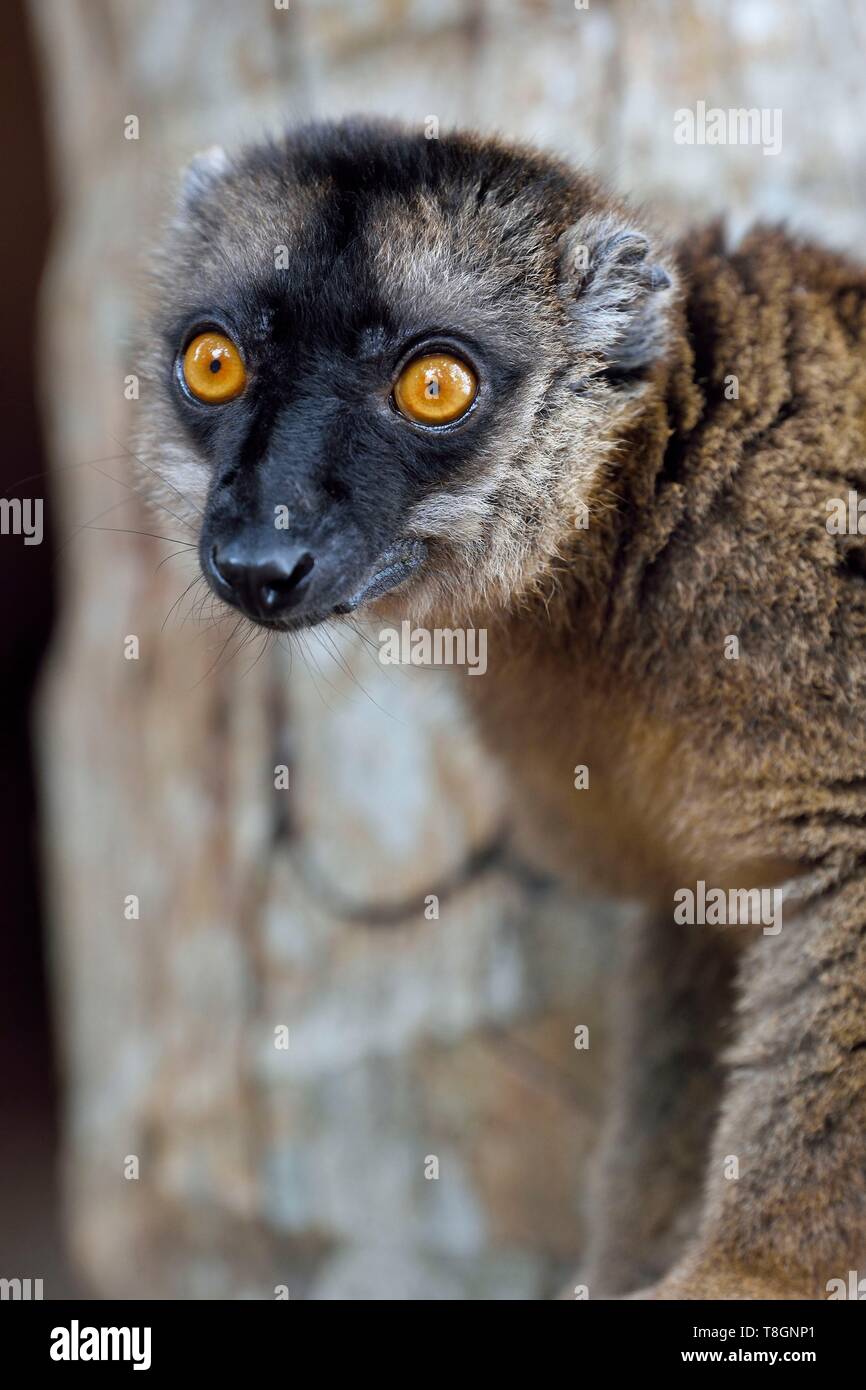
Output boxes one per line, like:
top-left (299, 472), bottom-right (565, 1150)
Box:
top-left (143, 120), bottom-right (673, 629)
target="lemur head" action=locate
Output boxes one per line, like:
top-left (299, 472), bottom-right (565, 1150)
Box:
top-left (142, 118), bottom-right (674, 631)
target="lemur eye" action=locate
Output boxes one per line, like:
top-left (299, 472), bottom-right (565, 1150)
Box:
top-left (394, 352), bottom-right (477, 425)
top-left (182, 331), bottom-right (247, 403)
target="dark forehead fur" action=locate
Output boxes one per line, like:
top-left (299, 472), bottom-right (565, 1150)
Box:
top-left (158, 117), bottom-right (606, 337)
top-left (246, 117), bottom-right (580, 219)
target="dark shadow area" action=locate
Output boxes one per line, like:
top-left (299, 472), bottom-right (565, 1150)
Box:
top-left (0, 0), bottom-right (79, 1299)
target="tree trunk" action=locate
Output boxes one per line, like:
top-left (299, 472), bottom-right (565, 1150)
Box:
top-left (30, 0), bottom-right (863, 1298)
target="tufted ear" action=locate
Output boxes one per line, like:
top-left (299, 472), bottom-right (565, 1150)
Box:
top-left (180, 144), bottom-right (230, 208)
top-left (558, 213), bottom-right (674, 385)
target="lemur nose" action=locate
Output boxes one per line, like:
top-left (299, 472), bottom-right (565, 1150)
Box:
top-left (209, 543), bottom-right (315, 620)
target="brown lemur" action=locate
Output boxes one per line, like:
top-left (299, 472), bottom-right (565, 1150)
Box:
top-left (140, 118), bottom-right (866, 1299)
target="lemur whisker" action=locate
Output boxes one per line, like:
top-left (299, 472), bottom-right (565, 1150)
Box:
top-left (162, 576), bottom-right (202, 631)
top-left (82, 524), bottom-right (195, 546)
top-left (292, 632), bottom-right (338, 713)
top-left (315, 625), bottom-right (400, 719)
top-left (108, 432), bottom-right (205, 518)
top-left (238, 629), bottom-right (273, 681)
top-left (0, 452), bottom-right (140, 498)
top-left (55, 495), bottom-right (196, 563)
top-left (53, 495), bottom-right (147, 559)
top-left (83, 458), bottom-right (199, 535)
top-left (191, 615), bottom-right (246, 688)
top-left (154, 547), bottom-right (193, 573)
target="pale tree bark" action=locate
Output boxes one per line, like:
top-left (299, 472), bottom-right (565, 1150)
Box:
top-left (30, 0), bottom-right (864, 1297)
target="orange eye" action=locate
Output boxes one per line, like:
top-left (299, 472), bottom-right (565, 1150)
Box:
top-left (182, 331), bottom-right (247, 403)
top-left (393, 352), bottom-right (477, 425)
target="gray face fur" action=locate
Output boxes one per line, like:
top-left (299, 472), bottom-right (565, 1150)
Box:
top-left (140, 119), bottom-right (674, 630)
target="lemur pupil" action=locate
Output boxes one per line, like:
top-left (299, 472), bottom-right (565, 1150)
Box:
top-left (209, 359), bottom-right (221, 373)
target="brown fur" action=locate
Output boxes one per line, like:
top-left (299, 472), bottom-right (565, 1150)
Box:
top-left (448, 223), bottom-right (866, 1298)
top-left (145, 124), bottom-right (866, 1298)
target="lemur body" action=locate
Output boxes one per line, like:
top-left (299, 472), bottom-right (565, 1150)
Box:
top-left (143, 120), bottom-right (866, 1299)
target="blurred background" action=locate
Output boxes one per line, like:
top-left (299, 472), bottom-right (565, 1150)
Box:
top-left (2, 0), bottom-right (863, 1300)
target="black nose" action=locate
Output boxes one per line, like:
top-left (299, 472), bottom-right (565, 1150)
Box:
top-left (208, 542), bottom-right (315, 620)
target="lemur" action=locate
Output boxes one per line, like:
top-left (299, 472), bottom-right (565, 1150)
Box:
top-left (141, 118), bottom-right (866, 1299)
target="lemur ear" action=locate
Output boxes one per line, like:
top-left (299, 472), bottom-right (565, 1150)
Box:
top-left (558, 214), bottom-right (674, 384)
top-left (181, 145), bottom-right (230, 207)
